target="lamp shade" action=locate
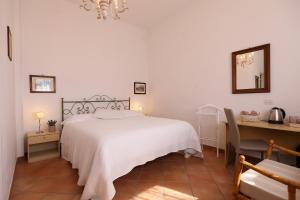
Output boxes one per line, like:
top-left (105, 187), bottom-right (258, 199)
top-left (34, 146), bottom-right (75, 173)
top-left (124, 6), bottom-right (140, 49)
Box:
top-left (35, 112), bottom-right (45, 119)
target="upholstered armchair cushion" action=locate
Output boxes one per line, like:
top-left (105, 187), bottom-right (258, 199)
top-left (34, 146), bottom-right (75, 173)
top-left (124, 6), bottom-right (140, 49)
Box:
top-left (240, 159), bottom-right (300, 200)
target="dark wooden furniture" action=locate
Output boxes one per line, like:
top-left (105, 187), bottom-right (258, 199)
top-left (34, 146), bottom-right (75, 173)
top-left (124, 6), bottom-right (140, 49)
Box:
top-left (232, 44), bottom-right (270, 94)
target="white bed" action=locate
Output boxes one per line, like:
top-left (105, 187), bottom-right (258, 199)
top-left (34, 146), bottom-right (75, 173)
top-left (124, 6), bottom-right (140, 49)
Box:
top-left (61, 115), bottom-right (202, 200)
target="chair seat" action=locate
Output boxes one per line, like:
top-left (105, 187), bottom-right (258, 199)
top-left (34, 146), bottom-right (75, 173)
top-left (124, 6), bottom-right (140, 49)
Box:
top-left (240, 159), bottom-right (300, 200)
top-left (240, 139), bottom-right (268, 151)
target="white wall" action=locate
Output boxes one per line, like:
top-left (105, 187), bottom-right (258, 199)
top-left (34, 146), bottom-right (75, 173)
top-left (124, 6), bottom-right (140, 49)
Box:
top-left (18, 0), bottom-right (300, 154)
top-left (149, 0), bottom-right (300, 147)
top-left (0, 0), bottom-right (18, 199)
top-left (19, 0), bottom-right (151, 156)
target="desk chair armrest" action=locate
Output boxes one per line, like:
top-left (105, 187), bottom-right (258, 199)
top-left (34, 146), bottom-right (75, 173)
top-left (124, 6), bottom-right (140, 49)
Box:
top-left (266, 140), bottom-right (300, 159)
top-left (234, 155), bottom-right (300, 200)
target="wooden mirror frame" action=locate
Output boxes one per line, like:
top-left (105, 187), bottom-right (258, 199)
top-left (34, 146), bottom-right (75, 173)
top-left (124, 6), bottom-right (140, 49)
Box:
top-left (232, 44), bottom-right (270, 94)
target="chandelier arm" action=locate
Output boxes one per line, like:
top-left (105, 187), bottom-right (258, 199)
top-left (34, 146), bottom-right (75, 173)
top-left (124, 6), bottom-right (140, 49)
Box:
top-left (81, 0), bottom-right (127, 20)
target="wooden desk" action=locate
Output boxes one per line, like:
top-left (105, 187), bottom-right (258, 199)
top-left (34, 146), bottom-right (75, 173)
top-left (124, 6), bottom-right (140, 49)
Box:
top-left (234, 120), bottom-right (300, 133)
top-left (225, 120), bottom-right (300, 162)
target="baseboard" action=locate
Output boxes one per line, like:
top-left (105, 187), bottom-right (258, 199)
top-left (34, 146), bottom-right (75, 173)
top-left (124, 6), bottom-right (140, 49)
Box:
top-left (202, 144), bottom-right (225, 153)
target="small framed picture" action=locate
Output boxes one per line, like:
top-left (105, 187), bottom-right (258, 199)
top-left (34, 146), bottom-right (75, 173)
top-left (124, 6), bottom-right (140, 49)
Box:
top-left (30, 75), bottom-right (56, 93)
top-left (134, 82), bottom-right (146, 95)
top-left (7, 26), bottom-right (12, 61)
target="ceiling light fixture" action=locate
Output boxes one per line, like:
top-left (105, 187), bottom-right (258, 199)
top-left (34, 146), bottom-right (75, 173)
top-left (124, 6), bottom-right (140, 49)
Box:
top-left (237, 52), bottom-right (254, 68)
top-left (80, 0), bottom-right (128, 20)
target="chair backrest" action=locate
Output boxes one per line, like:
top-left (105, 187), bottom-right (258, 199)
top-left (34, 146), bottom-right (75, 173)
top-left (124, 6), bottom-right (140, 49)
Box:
top-left (224, 108), bottom-right (240, 152)
top-left (196, 104), bottom-right (223, 141)
top-left (197, 104), bottom-right (223, 116)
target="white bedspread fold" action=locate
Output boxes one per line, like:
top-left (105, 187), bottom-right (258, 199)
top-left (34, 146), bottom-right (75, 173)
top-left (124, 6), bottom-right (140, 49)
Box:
top-left (61, 116), bottom-right (202, 200)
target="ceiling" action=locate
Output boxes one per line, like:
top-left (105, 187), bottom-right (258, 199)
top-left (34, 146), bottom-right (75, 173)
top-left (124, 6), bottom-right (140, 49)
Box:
top-left (70, 0), bottom-right (197, 30)
top-left (121, 0), bottom-right (195, 29)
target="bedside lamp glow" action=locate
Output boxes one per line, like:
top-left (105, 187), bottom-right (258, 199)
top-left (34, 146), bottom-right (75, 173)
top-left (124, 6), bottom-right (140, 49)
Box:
top-left (137, 106), bottom-right (143, 112)
top-left (35, 112), bottom-right (45, 134)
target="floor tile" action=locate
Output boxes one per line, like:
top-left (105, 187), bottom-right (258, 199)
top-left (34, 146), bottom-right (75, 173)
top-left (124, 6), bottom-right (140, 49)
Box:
top-left (42, 194), bottom-right (77, 200)
top-left (27, 176), bottom-right (83, 194)
top-left (114, 180), bottom-right (138, 195)
top-left (34, 165), bottom-right (77, 178)
top-left (140, 169), bottom-right (163, 181)
top-left (113, 192), bottom-right (136, 200)
top-left (162, 162), bottom-right (188, 182)
top-left (119, 167), bottom-right (142, 181)
top-left (162, 181), bottom-right (195, 200)
top-left (12, 177), bottom-right (38, 192)
top-left (10, 147), bottom-right (235, 200)
top-left (10, 192), bottom-right (47, 200)
top-left (210, 168), bottom-right (233, 184)
top-left (191, 181), bottom-right (224, 200)
top-left (217, 183), bottom-right (235, 200)
top-left (135, 180), bottom-right (164, 200)
top-left (163, 168), bottom-right (189, 182)
top-left (161, 153), bottom-right (185, 164)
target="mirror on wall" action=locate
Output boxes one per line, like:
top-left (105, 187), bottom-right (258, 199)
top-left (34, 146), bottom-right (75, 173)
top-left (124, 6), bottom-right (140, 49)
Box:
top-left (232, 44), bottom-right (270, 94)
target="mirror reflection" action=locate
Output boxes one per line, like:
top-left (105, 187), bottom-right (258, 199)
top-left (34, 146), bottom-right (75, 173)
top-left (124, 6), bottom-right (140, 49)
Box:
top-left (236, 50), bottom-right (264, 90)
top-left (232, 44), bottom-right (270, 94)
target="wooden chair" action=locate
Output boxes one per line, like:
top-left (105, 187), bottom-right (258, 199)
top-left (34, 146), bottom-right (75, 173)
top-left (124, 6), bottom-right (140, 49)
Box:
top-left (233, 140), bottom-right (300, 200)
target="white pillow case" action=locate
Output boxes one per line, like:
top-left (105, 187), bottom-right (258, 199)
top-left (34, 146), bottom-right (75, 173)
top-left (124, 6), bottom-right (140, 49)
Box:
top-left (121, 110), bottom-right (144, 118)
top-left (93, 109), bottom-right (144, 119)
top-left (62, 114), bottom-right (93, 125)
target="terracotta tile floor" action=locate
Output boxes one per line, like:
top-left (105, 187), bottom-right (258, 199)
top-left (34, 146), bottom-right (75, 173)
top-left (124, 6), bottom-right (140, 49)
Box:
top-left (10, 147), bottom-right (235, 200)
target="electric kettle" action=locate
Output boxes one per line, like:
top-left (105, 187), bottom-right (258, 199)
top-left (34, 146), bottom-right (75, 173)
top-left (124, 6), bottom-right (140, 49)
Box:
top-left (268, 107), bottom-right (286, 124)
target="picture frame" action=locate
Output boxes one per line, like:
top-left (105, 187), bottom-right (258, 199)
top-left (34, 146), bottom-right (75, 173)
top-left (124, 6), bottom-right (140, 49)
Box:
top-left (30, 75), bottom-right (56, 93)
top-left (134, 82), bottom-right (146, 95)
top-left (7, 26), bottom-right (12, 61)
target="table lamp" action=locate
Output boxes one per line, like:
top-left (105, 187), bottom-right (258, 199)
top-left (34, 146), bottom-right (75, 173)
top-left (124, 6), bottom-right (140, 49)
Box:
top-left (35, 112), bottom-right (45, 134)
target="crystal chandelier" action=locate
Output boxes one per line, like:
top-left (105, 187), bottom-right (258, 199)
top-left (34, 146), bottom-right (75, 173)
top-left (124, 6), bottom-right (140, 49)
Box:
top-left (80, 0), bottom-right (128, 20)
top-left (236, 52), bottom-right (254, 68)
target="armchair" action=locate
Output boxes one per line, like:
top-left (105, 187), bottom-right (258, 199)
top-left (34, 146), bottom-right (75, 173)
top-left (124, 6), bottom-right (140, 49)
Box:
top-left (233, 140), bottom-right (300, 200)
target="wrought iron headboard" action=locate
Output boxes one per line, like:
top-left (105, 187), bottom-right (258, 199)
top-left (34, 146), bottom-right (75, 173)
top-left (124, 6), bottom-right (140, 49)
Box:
top-left (61, 95), bottom-right (130, 121)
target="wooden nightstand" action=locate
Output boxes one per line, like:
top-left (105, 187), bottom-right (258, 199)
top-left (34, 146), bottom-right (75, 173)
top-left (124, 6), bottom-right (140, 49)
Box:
top-left (26, 131), bottom-right (60, 163)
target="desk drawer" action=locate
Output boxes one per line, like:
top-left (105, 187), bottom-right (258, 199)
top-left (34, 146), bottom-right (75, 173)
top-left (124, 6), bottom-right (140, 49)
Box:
top-left (28, 134), bottom-right (59, 145)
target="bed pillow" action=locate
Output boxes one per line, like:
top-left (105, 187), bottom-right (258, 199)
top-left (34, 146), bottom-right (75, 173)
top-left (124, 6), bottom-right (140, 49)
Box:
top-left (93, 109), bottom-right (125, 119)
top-left (62, 114), bottom-right (93, 125)
top-left (93, 109), bottom-right (144, 119)
top-left (122, 110), bottom-right (144, 118)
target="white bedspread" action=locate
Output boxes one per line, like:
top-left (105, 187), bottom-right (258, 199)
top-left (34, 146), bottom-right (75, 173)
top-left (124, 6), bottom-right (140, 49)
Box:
top-left (61, 116), bottom-right (201, 200)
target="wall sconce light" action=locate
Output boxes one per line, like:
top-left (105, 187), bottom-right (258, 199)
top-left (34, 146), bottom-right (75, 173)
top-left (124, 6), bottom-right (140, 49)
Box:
top-left (137, 106), bottom-right (143, 112)
top-left (131, 103), bottom-right (144, 113)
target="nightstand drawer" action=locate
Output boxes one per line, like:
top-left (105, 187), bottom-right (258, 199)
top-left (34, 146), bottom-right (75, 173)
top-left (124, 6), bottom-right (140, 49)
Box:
top-left (28, 134), bottom-right (59, 145)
